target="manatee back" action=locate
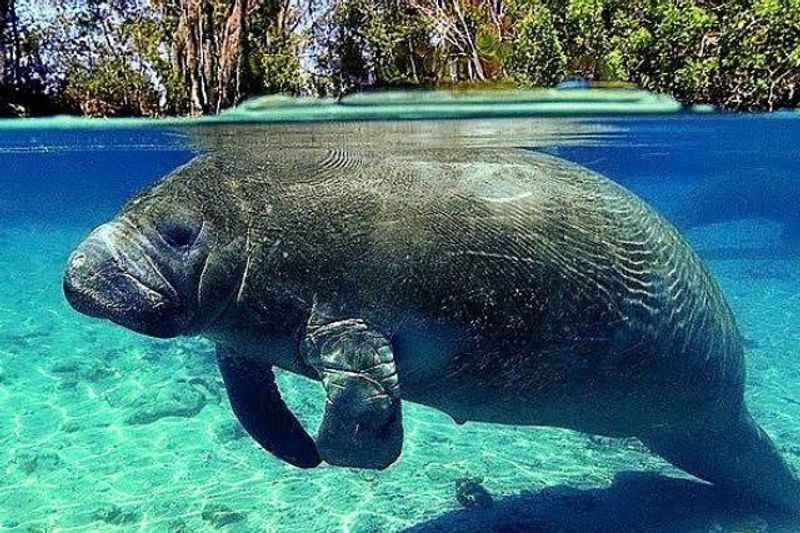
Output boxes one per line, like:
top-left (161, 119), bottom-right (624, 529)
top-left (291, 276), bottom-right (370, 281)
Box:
top-left (231, 145), bottom-right (740, 381)
top-left (173, 137), bottom-right (744, 423)
top-left (428, 150), bottom-right (745, 411)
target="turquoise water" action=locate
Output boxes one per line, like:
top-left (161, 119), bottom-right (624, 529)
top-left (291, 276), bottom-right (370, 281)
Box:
top-left (1, 113), bottom-right (800, 532)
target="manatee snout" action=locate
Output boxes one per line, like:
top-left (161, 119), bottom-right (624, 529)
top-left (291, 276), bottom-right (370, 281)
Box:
top-left (64, 217), bottom-right (208, 338)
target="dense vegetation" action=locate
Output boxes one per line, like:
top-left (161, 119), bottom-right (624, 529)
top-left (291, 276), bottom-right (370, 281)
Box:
top-left (1, 0), bottom-right (798, 116)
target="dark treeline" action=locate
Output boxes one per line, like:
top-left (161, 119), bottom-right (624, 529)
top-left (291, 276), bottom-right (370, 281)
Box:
top-left (1, 0), bottom-right (798, 117)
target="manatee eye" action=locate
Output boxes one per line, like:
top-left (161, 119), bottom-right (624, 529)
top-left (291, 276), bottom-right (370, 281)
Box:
top-left (156, 217), bottom-right (201, 250)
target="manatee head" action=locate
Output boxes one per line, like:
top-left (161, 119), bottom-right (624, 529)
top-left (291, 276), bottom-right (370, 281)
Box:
top-left (63, 163), bottom-right (244, 338)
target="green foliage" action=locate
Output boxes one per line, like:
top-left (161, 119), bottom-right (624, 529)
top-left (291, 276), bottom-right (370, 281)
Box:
top-left (562, 0), bottom-right (618, 79)
top-left (506, 4), bottom-right (567, 87)
top-left (317, 0), bottom-right (429, 94)
top-left (250, 32), bottom-right (307, 95)
top-left (63, 53), bottom-right (159, 116)
top-left (717, 0), bottom-right (800, 109)
top-left (32, 1), bottom-right (173, 116)
top-left (627, 1), bottom-right (717, 102)
top-left (122, 14), bottom-right (182, 112)
top-left (10, 0), bottom-right (800, 114)
top-left (475, 25), bottom-right (512, 64)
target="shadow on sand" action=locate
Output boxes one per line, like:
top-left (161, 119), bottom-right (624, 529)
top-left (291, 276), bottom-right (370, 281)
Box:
top-left (403, 471), bottom-right (800, 533)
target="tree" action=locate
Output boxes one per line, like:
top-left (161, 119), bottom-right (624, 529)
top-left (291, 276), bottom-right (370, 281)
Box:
top-left (48, 0), bottom-right (166, 116)
top-left (247, 0), bottom-right (319, 95)
top-left (169, 0), bottom-right (258, 114)
top-left (609, 0), bottom-right (719, 104)
top-left (409, 0), bottom-right (489, 82)
top-left (505, 2), bottom-right (566, 87)
top-left (9, 0), bottom-right (800, 113)
top-left (0, 0), bottom-right (20, 90)
top-left (312, 0), bottom-right (430, 95)
top-left (168, 0), bottom-right (321, 113)
top-left (0, 0), bottom-right (59, 115)
top-left (717, 0), bottom-right (800, 110)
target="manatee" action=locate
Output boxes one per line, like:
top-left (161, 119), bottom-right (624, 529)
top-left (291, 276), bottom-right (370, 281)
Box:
top-left (63, 124), bottom-right (800, 512)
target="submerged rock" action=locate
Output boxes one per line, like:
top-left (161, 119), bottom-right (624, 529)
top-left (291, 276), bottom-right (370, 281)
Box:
top-left (50, 360), bottom-right (81, 375)
top-left (584, 434), bottom-right (645, 452)
top-left (8, 330), bottom-right (48, 348)
top-left (59, 419), bottom-right (80, 433)
top-left (50, 358), bottom-right (116, 383)
top-left (455, 476), bottom-right (494, 508)
top-left (124, 381), bottom-right (207, 425)
top-left (423, 462), bottom-right (462, 483)
top-left (92, 503), bottom-right (140, 526)
top-left (22, 524), bottom-right (56, 533)
top-left (213, 419), bottom-right (247, 443)
top-left (182, 376), bottom-right (223, 405)
top-left (350, 513), bottom-right (389, 533)
top-left (167, 519), bottom-right (192, 532)
top-left (13, 449), bottom-right (64, 475)
top-left (201, 503), bottom-right (245, 528)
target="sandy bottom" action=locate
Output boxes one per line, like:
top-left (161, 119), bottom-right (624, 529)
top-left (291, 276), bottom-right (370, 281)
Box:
top-left (1, 218), bottom-right (799, 533)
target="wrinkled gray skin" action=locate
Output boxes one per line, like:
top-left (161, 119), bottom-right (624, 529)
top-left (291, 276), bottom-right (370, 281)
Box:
top-left (64, 129), bottom-right (800, 513)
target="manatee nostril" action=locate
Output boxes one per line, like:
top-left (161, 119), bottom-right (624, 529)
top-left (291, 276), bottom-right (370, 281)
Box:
top-left (69, 252), bottom-right (87, 270)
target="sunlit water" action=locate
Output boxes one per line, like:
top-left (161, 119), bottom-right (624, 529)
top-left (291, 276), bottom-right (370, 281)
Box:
top-left (1, 113), bottom-right (799, 532)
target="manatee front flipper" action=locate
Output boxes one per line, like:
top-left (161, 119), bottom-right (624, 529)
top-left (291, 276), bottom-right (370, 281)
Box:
top-left (301, 316), bottom-right (402, 470)
top-left (216, 346), bottom-right (321, 468)
top-left (642, 408), bottom-right (800, 513)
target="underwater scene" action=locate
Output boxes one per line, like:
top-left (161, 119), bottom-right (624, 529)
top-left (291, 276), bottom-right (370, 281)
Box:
top-left (1, 103), bottom-right (800, 533)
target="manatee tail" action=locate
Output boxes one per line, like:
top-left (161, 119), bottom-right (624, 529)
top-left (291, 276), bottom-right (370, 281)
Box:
top-left (642, 409), bottom-right (800, 514)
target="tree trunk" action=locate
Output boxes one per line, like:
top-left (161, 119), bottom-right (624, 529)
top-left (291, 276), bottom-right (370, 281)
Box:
top-left (0, 0), bottom-right (8, 88)
top-left (172, 0), bottom-right (207, 113)
top-left (216, 0), bottom-right (247, 112)
top-left (172, 0), bottom-right (253, 114)
top-left (9, 0), bottom-right (19, 86)
top-left (0, 0), bottom-right (16, 89)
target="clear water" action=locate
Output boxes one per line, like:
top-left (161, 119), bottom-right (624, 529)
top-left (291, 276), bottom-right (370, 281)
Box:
top-left (1, 113), bottom-right (799, 532)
